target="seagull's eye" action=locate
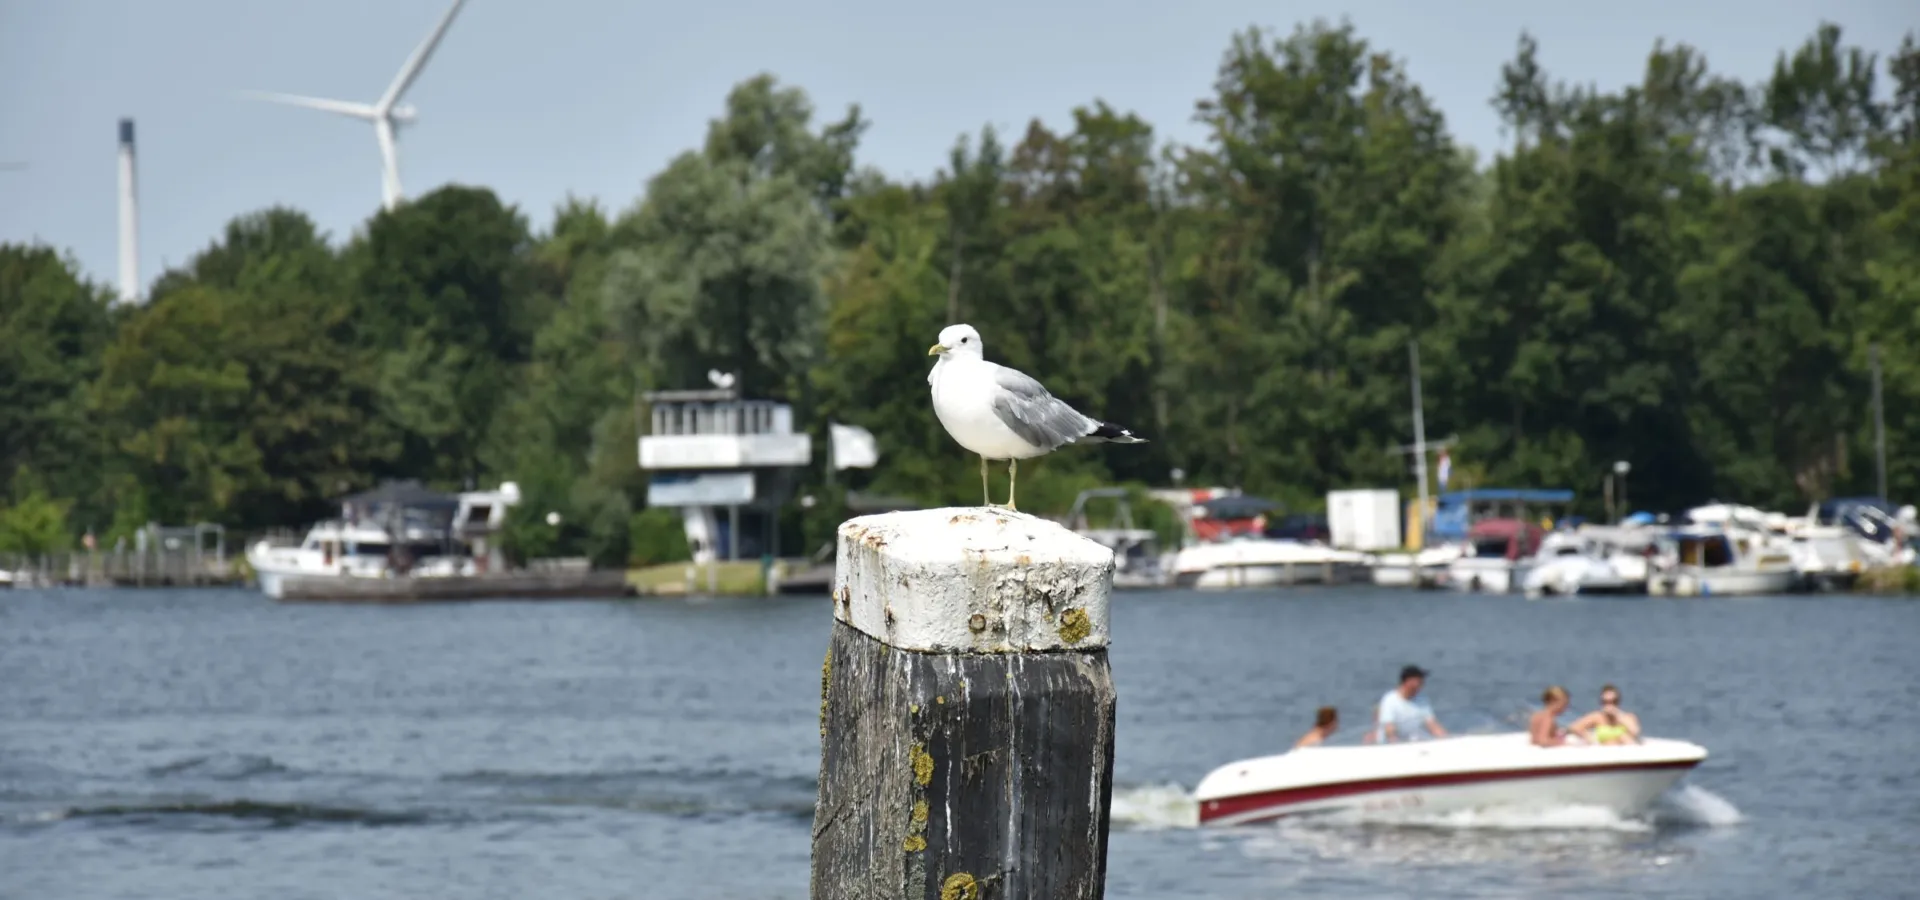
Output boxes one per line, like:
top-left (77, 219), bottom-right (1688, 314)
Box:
top-left (961, 337), bottom-right (970, 343)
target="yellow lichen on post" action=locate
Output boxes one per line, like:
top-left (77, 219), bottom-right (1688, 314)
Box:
top-left (819, 648), bottom-right (833, 736)
top-left (903, 835), bottom-right (927, 852)
top-left (939, 873), bottom-right (979, 900)
top-left (910, 744), bottom-right (934, 785)
top-left (912, 799), bottom-right (928, 824)
top-left (1057, 607), bottom-right (1091, 645)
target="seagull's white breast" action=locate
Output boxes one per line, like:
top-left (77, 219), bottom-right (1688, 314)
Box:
top-left (930, 357), bottom-right (1048, 460)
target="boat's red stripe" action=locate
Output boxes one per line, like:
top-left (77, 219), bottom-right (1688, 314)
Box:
top-left (1198, 759), bottom-right (1700, 823)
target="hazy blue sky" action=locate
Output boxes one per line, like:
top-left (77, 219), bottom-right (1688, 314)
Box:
top-left (1, 0), bottom-right (1911, 295)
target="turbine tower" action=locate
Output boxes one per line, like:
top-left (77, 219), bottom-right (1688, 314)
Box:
top-left (117, 118), bottom-right (140, 305)
top-left (244, 0), bottom-right (467, 211)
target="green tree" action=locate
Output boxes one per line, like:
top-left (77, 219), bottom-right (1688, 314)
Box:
top-left (0, 467), bottom-right (73, 554)
top-left (347, 185), bottom-right (537, 485)
top-left (603, 75), bottom-right (865, 401)
top-left (0, 245), bottom-right (115, 524)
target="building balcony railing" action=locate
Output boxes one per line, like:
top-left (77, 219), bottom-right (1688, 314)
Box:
top-left (639, 433), bottom-right (812, 470)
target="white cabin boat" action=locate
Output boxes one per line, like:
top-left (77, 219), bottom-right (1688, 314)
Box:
top-left (1648, 525), bottom-right (1797, 596)
top-left (247, 481), bottom-right (519, 599)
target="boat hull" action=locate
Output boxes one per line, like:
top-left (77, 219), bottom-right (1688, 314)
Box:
top-left (1175, 562), bottom-right (1365, 589)
top-left (1195, 733), bottom-right (1705, 827)
top-left (1648, 568), bottom-right (1797, 596)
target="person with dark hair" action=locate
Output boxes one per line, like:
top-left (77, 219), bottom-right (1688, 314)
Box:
top-left (1294, 706), bottom-right (1339, 749)
top-left (1369, 664), bottom-right (1448, 743)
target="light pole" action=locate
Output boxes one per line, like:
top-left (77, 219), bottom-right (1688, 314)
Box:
top-left (1613, 461), bottom-right (1631, 521)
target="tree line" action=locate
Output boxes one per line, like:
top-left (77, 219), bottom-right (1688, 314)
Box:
top-left (3, 21), bottom-right (1917, 564)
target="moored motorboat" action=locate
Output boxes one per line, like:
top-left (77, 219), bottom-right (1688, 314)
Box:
top-left (1193, 732), bottom-right (1706, 827)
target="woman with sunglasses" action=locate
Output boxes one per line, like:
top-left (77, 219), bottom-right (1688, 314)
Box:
top-left (1572, 684), bottom-right (1643, 745)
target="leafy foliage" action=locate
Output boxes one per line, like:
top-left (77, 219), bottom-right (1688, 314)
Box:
top-left (5, 23), bottom-right (1919, 557)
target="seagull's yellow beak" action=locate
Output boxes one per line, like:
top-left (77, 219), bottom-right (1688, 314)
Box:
top-left (927, 343), bottom-right (947, 356)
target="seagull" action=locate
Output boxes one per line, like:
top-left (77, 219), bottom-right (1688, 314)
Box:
top-left (927, 323), bottom-right (1147, 510)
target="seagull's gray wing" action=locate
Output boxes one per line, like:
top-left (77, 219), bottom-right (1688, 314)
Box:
top-left (989, 364), bottom-right (1097, 452)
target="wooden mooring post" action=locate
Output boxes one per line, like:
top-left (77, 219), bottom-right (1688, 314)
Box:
top-left (812, 507), bottom-right (1119, 900)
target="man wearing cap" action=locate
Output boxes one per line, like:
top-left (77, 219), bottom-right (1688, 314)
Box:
top-left (1371, 665), bottom-right (1448, 743)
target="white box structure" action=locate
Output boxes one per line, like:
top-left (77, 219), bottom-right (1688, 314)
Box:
top-left (1327, 489), bottom-right (1403, 550)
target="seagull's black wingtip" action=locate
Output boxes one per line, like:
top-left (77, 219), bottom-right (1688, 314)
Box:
top-left (1090, 421), bottom-right (1149, 444)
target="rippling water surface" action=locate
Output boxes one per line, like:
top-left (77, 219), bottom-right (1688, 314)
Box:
top-left (3, 586), bottom-right (1915, 898)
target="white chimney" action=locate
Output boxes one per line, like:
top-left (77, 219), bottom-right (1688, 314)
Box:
top-left (117, 118), bottom-right (140, 305)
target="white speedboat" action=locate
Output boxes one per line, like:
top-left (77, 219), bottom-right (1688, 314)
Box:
top-left (1193, 732), bottom-right (1707, 826)
top-left (1171, 538), bottom-right (1371, 589)
top-left (1521, 527), bottom-right (1653, 597)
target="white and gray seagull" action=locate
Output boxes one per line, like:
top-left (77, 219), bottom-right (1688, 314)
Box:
top-left (927, 323), bottom-right (1147, 510)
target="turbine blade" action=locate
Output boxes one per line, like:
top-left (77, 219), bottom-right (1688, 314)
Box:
top-left (377, 0), bottom-right (467, 113)
top-left (240, 91), bottom-right (378, 120)
top-left (375, 118), bottom-right (403, 210)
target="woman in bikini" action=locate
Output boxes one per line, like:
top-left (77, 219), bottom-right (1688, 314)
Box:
top-left (1529, 686), bottom-right (1581, 747)
top-left (1572, 684), bottom-right (1643, 744)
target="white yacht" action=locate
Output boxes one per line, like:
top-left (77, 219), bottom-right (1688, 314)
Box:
top-left (247, 481), bottom-right (518, 599)
top-left (1648, 524), bottom-right (1797, 596)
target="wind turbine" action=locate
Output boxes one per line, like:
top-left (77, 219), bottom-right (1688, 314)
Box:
top-left (243, 0), bottom-right (468, 211)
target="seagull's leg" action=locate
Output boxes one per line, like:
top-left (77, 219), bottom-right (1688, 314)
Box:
top-left (980, 455), bottom-right (992, 508)
top-left (1006, 458), bottom-right (1018, 512)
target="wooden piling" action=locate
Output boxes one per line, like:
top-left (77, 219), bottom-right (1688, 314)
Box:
top-left (811, 507), bottom-right (1119, 900)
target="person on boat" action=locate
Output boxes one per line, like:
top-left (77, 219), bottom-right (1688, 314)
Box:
top-left (1369, 665), bottom-right (1448, 743)
top-left (1294, 706), bottom-right (1338, 749)
top-left (1571, 684), bottom-right (1643, 745)
top-left (1530, 685), bottom-right (1580, 747)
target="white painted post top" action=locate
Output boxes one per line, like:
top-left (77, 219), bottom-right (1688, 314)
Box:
top-left (832, 507), bottom-right (1116, 653)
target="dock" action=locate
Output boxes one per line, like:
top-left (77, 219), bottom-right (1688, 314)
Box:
top-left (277, 570), bottom-right (634, 603)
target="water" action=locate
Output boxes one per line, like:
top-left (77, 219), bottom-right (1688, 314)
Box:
top-left (2, 587), bottom-right (1915, 898)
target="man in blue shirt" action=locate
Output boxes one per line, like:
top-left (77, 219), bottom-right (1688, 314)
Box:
top-left (1372, 664), bottom-right (1449, 743)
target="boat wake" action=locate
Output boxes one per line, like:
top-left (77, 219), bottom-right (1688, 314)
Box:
top-left (1109, 781), bottom-right (1741, 833)
top-left (1111, 782), bottom-right (1202, 830)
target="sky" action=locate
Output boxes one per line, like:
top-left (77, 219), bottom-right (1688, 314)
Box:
top-left (1, 0), bottom-right (1912, 297)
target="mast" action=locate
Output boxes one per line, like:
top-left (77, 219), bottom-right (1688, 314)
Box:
top-left (1410, 340), bottom-right (1430, 542)
top-left (1872, 343), bottom-right (1887, 503)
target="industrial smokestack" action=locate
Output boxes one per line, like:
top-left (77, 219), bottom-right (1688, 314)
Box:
top-left (117, 118), bottom-right (140, 305)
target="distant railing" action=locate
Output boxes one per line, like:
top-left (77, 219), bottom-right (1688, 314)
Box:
top-left (648, 398), bottom-right (797, 437)
top-left (1, 522), bottom-right (239, 588)
top-left (0, 548), bottom-right (240, 588)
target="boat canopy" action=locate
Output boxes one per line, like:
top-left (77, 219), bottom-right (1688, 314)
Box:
top-left (1430, 488), bottom-right (1574, 541)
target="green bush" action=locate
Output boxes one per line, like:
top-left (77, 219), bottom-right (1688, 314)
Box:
top-left (629, 506), bottom-right (690, 566)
